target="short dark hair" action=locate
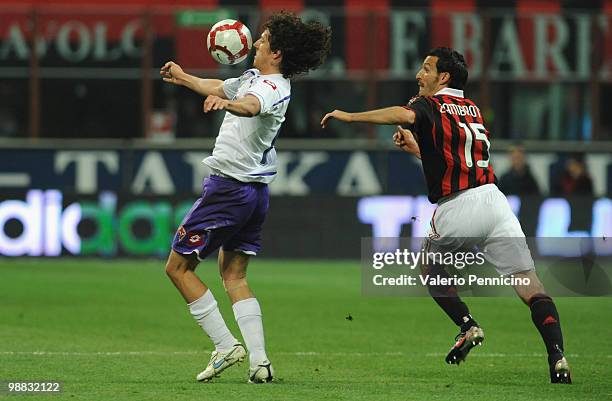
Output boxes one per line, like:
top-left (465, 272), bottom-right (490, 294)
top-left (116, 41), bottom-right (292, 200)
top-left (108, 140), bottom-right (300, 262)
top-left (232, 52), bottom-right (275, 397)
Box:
top-left (427, 47), bottom-right (468, 90)
top-left (263, 12), bottom-right (332, 79)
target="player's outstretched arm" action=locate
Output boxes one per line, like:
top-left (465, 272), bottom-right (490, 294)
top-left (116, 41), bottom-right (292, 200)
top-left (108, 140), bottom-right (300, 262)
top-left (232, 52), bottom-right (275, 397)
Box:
top-left (160, 61), bottom-right (227, 99)
top-left (203, 94), bottom-right (261, 117)
top-left (320, 106), bottom-right (415, 128)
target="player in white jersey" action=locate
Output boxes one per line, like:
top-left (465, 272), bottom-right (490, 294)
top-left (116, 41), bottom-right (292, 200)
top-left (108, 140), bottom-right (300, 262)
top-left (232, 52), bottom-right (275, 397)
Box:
top-left (160, 12), bottom-right (331, 383)
top-left (204, 67), bottom-right (291, 183)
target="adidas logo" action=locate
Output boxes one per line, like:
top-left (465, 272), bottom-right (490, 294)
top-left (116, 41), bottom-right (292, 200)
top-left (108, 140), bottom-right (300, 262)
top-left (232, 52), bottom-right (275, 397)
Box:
top-left (543, 315), bottom-right (558, 325)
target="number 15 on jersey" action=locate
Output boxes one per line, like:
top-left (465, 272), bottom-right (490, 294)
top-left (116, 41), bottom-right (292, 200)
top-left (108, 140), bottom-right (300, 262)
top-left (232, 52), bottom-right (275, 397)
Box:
top-left (459, 122), bottom-right (490, 168)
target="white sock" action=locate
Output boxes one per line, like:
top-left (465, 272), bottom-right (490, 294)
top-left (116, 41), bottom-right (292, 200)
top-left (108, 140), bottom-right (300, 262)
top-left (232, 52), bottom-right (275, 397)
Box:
top-left (188, 290), bottom-right (237, 352)
top-left (233, 298), bottom-right (268, 367)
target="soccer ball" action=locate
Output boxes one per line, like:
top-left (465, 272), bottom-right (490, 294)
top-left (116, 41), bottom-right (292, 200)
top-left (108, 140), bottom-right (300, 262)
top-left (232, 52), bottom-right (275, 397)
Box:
top-left (206, 19), bottom-right (252, 65)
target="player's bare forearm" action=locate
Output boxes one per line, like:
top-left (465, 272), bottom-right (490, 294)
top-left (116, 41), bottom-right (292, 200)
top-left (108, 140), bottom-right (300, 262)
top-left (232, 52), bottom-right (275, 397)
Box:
top-left (203, 94), bottom-right (260, 117)
top-left (402, 145), bottom-right (422, 159)
top-left (397, 142), bottom-right (421, 159)
top-left (321, 106), bottom-right (415, 128)
top-left (160, 61), bottom-right (226, 98)
top-left (224, 98), bottom-right (259, 117)
top-left (184, 76), bottom-right (226, 98)
top-left (350, 107), bottom-right (414, 125)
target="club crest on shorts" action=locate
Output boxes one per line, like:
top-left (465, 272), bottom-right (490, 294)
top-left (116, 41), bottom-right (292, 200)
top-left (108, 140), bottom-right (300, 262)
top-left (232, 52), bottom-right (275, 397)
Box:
top-left (177, 226), bottom-right (186, 241)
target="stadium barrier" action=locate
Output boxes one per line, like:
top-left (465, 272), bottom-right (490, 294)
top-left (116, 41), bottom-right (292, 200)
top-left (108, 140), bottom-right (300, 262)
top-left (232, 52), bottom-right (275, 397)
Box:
top-left (0, 145), bottom-right (611, 196)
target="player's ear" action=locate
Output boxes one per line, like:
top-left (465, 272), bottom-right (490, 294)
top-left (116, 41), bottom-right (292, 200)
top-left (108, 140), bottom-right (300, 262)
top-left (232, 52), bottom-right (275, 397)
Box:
top-left (271, 50), bottom-right (282, 67)
top-left (439, 72), bottom-right (450, 86)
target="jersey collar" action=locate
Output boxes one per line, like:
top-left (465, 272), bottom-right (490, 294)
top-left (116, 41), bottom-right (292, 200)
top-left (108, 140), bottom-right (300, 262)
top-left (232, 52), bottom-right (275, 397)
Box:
top-left (434, 88), bottom-right (464, 98)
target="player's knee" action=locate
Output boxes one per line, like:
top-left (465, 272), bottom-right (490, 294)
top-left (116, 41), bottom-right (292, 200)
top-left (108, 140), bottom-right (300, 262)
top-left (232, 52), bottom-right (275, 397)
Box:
top-left (422, 264), bottom-right (457, 296)
top-left (512, 271), bottom-right (546, 304)
top-left (165, 260), bottom-right (182, 280)
top-left (526, 293), bottom-right (552, 307)
top-left (165, 253), bottom-right (197, 280)
top-left (517, 287), bottom-right (548, 305)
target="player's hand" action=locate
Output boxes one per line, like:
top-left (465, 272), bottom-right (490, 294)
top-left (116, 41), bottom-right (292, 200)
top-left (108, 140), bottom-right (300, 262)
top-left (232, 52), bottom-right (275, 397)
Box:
top-left (160, 61), bottom-right (185, 85)
top-left (203, 95), bottom-right (229, 113)
top-left (393, 126), bottom-right (421, 159)
top-left (320, 110), bottom-right (353, 128)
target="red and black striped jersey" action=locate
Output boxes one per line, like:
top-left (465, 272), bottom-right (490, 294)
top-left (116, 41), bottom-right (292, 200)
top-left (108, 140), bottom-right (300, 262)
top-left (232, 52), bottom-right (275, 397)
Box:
top-left (404, 89), bottom-right (497, 203)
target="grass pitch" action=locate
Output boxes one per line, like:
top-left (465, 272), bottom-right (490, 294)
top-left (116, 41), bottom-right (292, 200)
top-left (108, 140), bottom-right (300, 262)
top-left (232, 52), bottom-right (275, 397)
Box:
top-left (1, 259), bottom-right (611, 401)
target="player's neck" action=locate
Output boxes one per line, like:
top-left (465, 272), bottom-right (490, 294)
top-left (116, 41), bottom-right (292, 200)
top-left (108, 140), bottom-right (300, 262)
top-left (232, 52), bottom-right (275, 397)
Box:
top-left (421, 84), bottom-right (448, 97)
top-left (433, 84), bottom-right (448, 95)
top-left (259, 65), bottom-right (281, 76)
top-left (433, 86), bottom-right (464, 97)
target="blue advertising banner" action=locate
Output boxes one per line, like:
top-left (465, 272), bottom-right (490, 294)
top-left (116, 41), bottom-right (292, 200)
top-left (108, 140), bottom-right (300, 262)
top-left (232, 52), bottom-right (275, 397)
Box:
top-left (1, 148), bottom-right (611, 196)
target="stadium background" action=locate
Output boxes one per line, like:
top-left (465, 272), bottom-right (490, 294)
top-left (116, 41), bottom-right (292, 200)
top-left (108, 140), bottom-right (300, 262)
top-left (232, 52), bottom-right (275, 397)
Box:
top-left (1, 0), bottom-right (611, 258)
top-left (1, 1), bottom-right (611, 400)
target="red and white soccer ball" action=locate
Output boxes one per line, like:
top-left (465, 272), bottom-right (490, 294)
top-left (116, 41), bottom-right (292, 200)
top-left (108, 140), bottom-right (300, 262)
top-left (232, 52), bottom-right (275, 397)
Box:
top-left (206, 19), bottom-right (252, 65)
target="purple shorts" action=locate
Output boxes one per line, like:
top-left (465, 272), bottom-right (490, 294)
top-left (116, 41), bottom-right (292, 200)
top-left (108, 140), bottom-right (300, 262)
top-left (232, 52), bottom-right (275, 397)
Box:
top-left (172, 175), bottom-right (269, 260)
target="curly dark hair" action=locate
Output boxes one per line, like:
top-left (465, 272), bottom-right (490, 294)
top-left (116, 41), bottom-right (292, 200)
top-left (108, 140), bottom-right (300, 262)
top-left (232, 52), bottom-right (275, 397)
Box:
top-left (263, 12), bottom-right (332, 79)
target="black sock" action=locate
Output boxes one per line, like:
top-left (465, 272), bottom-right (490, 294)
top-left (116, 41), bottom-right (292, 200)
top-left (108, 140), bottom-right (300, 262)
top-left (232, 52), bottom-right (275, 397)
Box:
top-left (432, 297), bottom-right (478, 332)
top-left (424, 265), bottom-right (477, 331)
top-left (529, 294), bottom-right (564, 362)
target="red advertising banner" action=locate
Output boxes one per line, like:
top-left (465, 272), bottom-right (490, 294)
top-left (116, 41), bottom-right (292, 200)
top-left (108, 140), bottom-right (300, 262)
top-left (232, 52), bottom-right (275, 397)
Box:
top-left (0, 1), bottom-right (610, 78)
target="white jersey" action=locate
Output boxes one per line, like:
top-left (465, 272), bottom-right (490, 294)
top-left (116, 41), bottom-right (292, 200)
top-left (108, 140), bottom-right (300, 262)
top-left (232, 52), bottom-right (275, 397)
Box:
top-left (203, 68), bottom-right (291, 184)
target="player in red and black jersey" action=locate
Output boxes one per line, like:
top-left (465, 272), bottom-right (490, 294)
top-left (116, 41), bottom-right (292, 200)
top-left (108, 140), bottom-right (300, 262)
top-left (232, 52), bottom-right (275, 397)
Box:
top-left (322, 48), bottom-right (495, 203)
top-left (404, 89), bottom-right (497, 202)
top-left (321, 47), bottom-right (571, 384)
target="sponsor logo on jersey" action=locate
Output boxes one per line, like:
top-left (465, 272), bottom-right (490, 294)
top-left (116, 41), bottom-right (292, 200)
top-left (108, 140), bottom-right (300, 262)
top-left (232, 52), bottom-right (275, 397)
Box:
top-left (263, 79), bottom-right (277, 90)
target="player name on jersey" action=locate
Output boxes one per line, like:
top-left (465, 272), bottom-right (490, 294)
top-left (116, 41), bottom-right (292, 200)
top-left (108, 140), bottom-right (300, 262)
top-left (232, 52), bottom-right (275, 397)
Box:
top-left (439, 103), bottom-right (481, 118)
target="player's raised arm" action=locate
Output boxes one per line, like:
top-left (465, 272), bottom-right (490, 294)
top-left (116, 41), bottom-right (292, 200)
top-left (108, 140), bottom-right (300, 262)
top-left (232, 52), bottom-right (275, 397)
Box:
top-left (160, 61), bottom-right (227, 99)
top-left (320, 106), bottom-right (415, 128)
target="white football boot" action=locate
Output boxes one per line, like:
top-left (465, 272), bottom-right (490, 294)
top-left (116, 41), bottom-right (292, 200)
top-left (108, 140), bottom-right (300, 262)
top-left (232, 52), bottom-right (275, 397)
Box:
top-left (196, 343), bottom-right (246, 382)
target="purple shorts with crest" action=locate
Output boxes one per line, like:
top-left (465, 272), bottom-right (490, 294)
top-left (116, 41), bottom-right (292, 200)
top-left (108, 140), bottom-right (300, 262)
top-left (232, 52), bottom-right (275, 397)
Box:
top-left (172, 175), bottom-right (269, 260)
